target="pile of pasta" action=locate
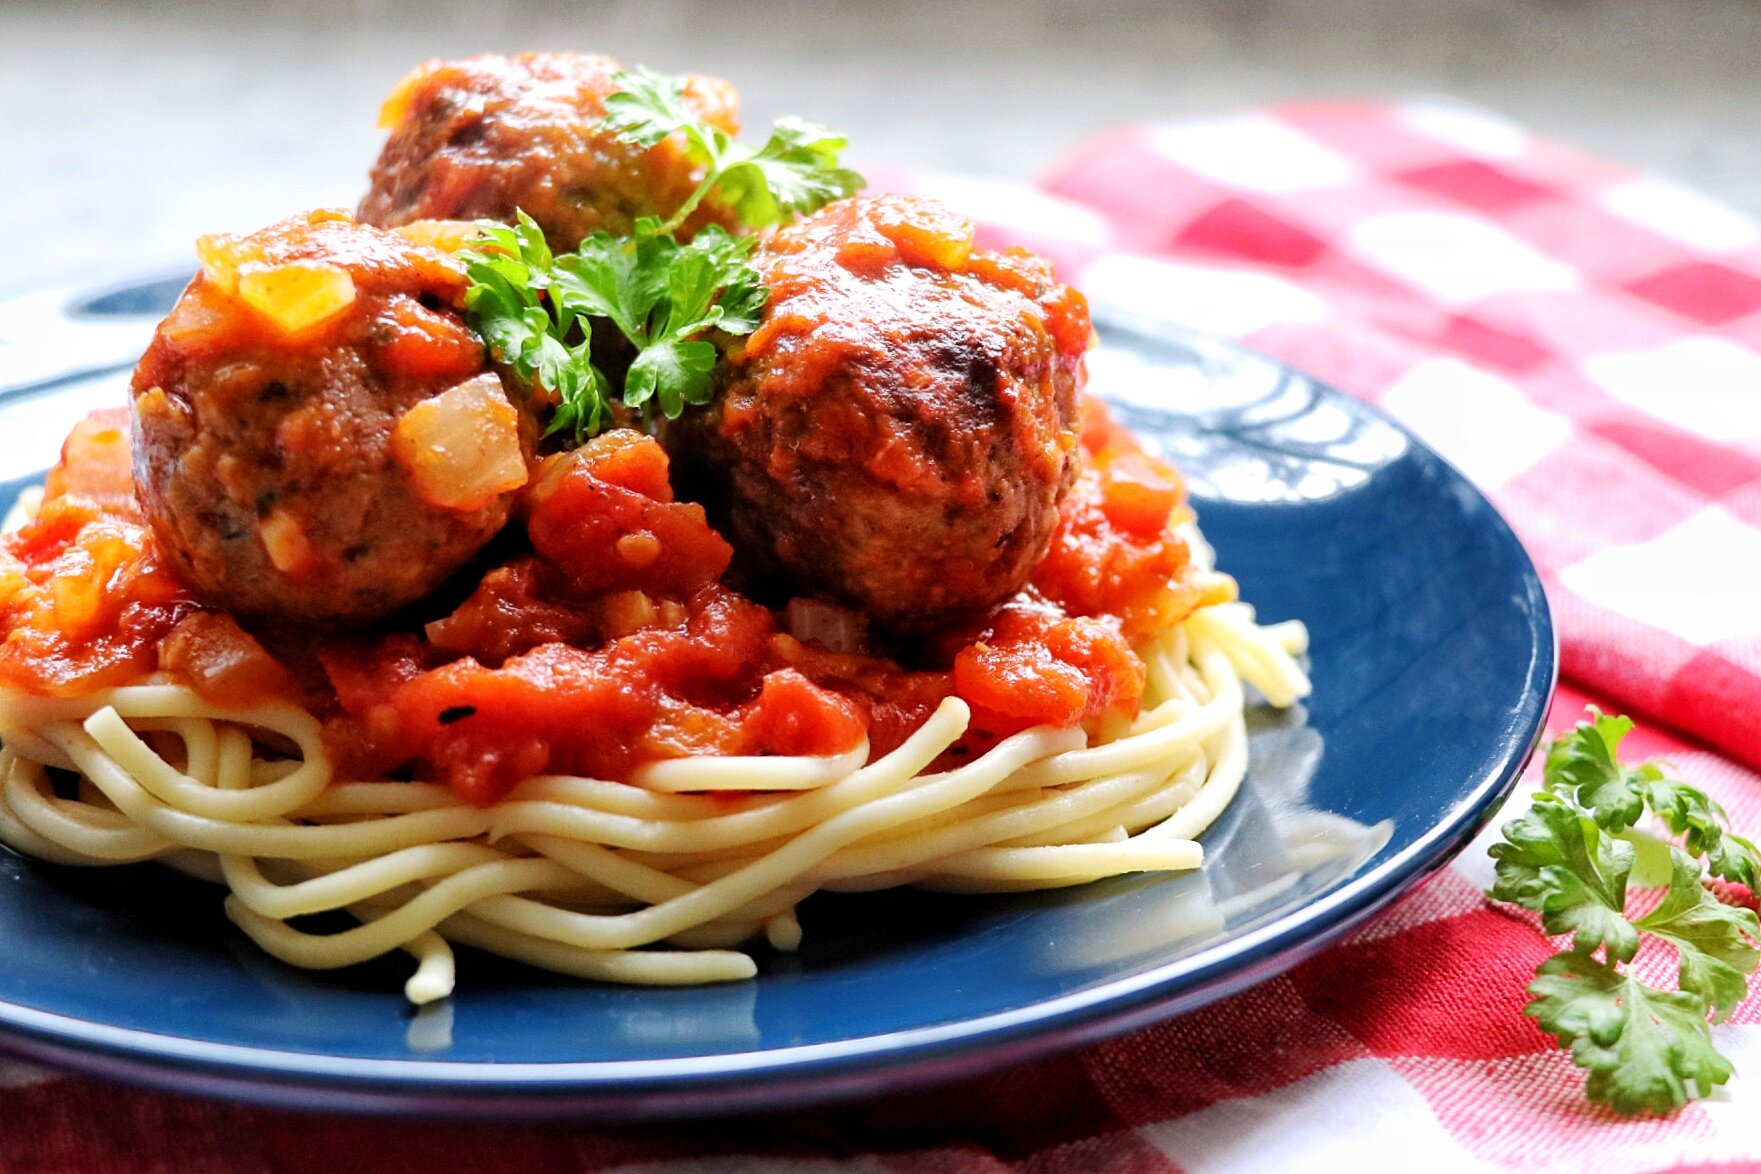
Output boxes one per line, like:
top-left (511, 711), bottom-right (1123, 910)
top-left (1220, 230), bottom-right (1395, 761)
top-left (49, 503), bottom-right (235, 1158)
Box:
top-left (0, 544), bottom-right (1307, 1003)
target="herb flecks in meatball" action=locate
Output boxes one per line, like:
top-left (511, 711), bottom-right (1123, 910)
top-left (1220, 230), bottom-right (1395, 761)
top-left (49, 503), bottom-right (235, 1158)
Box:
top-left (358, 52), bottom-right (740, 252)
top-left (131, 209), bottom-right (532, 624)
top-left (674, 195), bottom-right (1091, 637)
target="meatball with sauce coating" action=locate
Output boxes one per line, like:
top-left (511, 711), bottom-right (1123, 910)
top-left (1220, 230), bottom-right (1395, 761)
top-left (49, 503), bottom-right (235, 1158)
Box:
top-left (131, 209), bottom-right (532, 624)
top-left (671, 195), bottom-right (1090, 637)
top-left (358, 52), bottom-right (740, 252)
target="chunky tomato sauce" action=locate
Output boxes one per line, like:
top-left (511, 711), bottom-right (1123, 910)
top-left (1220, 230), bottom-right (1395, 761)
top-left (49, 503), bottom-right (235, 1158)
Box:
top-left (0, 411), bottom-right (193, 694)
top-left (0, 400), bottom-right (1230, 805)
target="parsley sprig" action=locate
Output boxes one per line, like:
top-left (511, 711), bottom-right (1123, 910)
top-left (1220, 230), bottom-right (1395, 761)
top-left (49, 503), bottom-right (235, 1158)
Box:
top-left (1490, 710), bottom-right (1761, 1115)
top-left (461, 213), bottom-right (766, 444)
top-left (459, 215), bottom-right (599, 434)
top-left (603, 67), bottom-right (864, 237)
top-left (457, 68), bottom-right (863, 444)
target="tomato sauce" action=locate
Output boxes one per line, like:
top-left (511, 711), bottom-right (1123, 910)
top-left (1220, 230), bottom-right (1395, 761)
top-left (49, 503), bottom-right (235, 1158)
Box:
top-left (0, 411), bottom-right (193, 694)
top-left (0, 400), bottom-right (1230, 804)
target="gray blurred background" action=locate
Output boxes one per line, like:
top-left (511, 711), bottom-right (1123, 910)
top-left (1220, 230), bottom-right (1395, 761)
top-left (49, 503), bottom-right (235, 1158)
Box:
top-left (4, 0), bottom-right (1759, 295)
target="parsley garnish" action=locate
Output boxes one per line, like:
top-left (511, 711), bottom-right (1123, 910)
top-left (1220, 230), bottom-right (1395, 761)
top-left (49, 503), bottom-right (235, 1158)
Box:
top-left (456, 69), bottom-right (862, 445)
top-left (552, 216), bottom-right (766, 422)
top-left (1490, 710), bottom-right (1761, 1115)
top-left (603, 67), bottom-right (864, 236)
top-left (459, 214), bottom-right (606, 436)
top-left (460, 212), bottom-right (766, 444)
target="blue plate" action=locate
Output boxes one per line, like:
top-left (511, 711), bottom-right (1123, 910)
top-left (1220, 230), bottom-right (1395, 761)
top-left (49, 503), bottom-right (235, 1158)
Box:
top-left (0, 274), bottom-right (1555, 1118)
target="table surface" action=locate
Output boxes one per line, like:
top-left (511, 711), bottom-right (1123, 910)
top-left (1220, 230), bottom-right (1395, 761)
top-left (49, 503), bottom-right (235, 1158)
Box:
top-left (4, 0), bottom-right (1759, 296)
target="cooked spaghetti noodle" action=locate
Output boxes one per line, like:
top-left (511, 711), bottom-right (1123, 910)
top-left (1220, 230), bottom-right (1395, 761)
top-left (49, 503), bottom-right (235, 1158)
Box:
top-left (0, 584), bottom-right (1306, 1003)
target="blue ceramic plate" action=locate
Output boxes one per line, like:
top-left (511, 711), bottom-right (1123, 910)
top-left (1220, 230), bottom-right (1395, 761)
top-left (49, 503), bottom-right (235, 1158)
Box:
top-left (0, 274), bottom-right (1554, 1118)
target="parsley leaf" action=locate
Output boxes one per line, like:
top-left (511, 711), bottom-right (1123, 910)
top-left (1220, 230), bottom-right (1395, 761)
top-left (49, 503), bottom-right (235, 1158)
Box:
top-left (1546, 710), bottom-right (1651, 830)
top-left (1488, 708), bottom-right (1761, 1115)
top-left (1527, 951), bottom-right (1735, 1116)
top-left (1636, 849), bottom-right (1760, 1019)
top-left (714, 117), bottom-right (865, 229)
top-left (557, 222), bottom-right (763, 422)
top-left (599, 66), bottom-right (706, 151)
top-left (1490, 792), bottom-right (1639, 961)
top-left (1548, 710), bottom-right (1761, 887)
top-left (460, 213), bottom-right (609, 440)
top-left (603, 67), bottom-right (864, 236)
top-left (457, 72), bottom-right (852, 443)
top-left (460, 215), bottom-right (766, 444)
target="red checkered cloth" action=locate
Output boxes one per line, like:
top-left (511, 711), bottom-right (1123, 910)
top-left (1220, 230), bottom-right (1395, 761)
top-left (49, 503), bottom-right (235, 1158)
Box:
top-left (6, 101), bottom-right (1761, 1172)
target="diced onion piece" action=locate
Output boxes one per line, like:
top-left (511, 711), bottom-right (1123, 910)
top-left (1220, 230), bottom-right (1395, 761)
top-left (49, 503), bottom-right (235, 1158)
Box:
top-left (893, 222), bottom-right (972, 270)
top-left (259, 508), bottom-right (315, 575)
top-left (195, 232), bottom-right (246, 294)
top-left (600, 590), bottom-right (658, 638)
top-left (44, 408), bottom-right (136, 512)
top-left (158, 611), bottom-right (293, 706)
top-left (236, 262), bottom-right (358, 338)
top-left (875, 200), bottom-right (974, 271)
top-left (49, 560), bottom-right (104, 633)
top-left (158, 292), bottom-right (230, 348)
top-left (48, 524), bottom-right (147, 639)
top-left (784, 597), bottom-right (867, 654)
top-left (392, 374), bottom-right (529, 512)
top-left (392, 219), bottom-right (486, 254)
top-left (615, 532), bottom-right (662, 570)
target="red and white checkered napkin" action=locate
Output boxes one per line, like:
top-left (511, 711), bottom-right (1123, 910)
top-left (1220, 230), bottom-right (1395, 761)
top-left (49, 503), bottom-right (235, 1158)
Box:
top-left (7, 102), bottom-right (1761, 1173)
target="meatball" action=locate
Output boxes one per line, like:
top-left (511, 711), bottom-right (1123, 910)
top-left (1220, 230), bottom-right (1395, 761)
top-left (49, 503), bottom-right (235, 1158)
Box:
top-left (131, 209), bottom-right (533, 624)
top-left (671, 195), bottom-right (1091, 637)
top-left (358, 52), bottom-right (740, 252)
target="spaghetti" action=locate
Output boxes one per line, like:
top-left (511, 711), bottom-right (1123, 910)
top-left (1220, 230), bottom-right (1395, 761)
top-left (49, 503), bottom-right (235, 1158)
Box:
top-left (0, 572), bottom-right (1307, 1003)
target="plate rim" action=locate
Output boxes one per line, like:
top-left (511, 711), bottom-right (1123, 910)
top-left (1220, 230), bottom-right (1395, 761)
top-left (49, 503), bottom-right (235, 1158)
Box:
top-left (0, 274), bottom-right (1558, 1116)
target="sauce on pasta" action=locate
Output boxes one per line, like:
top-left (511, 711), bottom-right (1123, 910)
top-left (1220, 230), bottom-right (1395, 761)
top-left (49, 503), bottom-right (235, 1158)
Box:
top-left (0, 400), bottom-right (1228, 807)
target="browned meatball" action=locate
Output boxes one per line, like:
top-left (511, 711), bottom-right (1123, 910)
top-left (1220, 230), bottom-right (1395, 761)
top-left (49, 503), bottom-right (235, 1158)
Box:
top-left (131, 210), bottom-right (533, 624)
top-left (358, 53), bottom-right (740, 252)
top-left (671, 196), bottom-right (1092, 637)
